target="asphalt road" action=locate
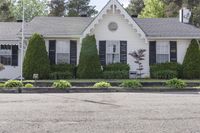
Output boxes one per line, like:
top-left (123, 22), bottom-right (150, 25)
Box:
top-left (0, 92), bottom-right (200, 133)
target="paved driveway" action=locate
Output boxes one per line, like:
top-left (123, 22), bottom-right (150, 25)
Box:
top-left (0, 93), bottom-right (200, 133)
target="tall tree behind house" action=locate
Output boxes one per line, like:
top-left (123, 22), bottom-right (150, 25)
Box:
top-left (66, 0), bottom-right (98, 17)
top-left (48, 0), bottom-right (66, 16)
top-left (0, 0), bottom-right (15, 22)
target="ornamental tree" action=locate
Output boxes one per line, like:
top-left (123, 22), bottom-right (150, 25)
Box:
top-left (129, 49), bottom-right (146, 78)
top-left (182, 39), bottom-right (200, 79)
top-left (23, 33), bottom-right (50, 79)
top-left (77, 35), bottom-right (102, 79)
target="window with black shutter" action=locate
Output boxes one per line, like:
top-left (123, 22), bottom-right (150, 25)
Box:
top-left (11, 45), bottom-right (18, 66)
top-left (170, 41), bottom-right (177, 62)
top-left (49, 40), bottom-right (56, 65)
top-left (70, 40), bottom-right (77, 65)
top-left (99, 41), bottom-right (106, 65)
top-left (120, 41), bottom-right (127, 64)
top-left (149, 41), bottom-right (156, 65)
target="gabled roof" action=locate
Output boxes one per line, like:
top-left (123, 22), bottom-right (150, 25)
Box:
top-left (134, 18), bottom-right (200, 38)
top-left (24, 17), bottom-right (94, 36)
top-left (0, 22), bottom-right (22, 40)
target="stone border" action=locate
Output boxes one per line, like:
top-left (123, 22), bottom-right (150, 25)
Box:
top-left (0, 87), bottom-right (199, 93)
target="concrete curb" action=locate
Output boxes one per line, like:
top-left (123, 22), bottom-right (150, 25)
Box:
top-left (0, 87), bottom-right (199, 93)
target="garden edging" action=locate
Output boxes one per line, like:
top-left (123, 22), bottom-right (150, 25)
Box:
top-left (0, 87), bottom-right (199, 93)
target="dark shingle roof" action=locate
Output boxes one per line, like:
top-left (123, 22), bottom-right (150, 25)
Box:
top-left (25, 16), bottom-right (94, 36)
top-left (1, 17), bottom-right (200, 40)
top-left (133, 18), bottom-right (200, 38)
top-left (0, 22), bottom-right (22, 40)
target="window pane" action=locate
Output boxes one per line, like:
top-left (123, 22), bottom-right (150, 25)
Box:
top-left (57, 53), bottom-right (70, 64)
top-left (106, 40), bottom-right (120, 64)
top-left (106, 53), bottom-right (120, 64)
top-left (156, 54), bottom-right (169, 63)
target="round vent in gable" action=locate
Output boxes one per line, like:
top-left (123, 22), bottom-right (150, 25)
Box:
top-left (108, 22), bottom-right (118, 32)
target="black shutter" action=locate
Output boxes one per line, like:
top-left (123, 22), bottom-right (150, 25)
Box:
top-left (70, 40), bottom-right (77, 65)
top-left (49, 40), bottom-right (56, 65)
top-left (170, 41), bottom-right (177, 62)
top-left (149, 41), bottom-right (156, 65)
top-left (99, 41), bottom-right (106, 65)
top-left (120, 41), bottom-right (127, 64)
top-left (11, 45), bottom-right (18, 66)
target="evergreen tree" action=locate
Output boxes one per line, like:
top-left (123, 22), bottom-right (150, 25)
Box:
top-left (126, 0), bottom-right (144, 16)
top-left (0, 0), bottom-right (15, 22)
top-left (23, 33), bottom-right (50, 79)
top-left (66, 0), bottom-right (98, 17)
top-left (77, 35), bottom-right (102, 79)
top-left (48, 0), bottom-right (66, 16)
top-left (182, 39), bottom-right (200, 79)
top-left (140, 0), bottom-right (166, 18)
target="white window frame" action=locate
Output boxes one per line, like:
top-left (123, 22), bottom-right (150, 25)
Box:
top-left (56, 40), bottom-right (70, 64)
top-left (156, 41), bottom-right (170, 63)
top-left (106, 40), bottom-right (120, 64)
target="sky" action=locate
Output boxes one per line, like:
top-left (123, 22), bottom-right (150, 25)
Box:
top-left (90, 0), bottom-right (130, 11)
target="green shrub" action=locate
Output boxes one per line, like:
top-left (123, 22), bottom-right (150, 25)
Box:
top-left (77, 35), bottom-right (102, 79)
top-left (49, 72), bottom-right (73, 79)
top-left (0, 83), bottom-right (4, 88)
top-left (50, 64), bottom-right (75, 73)
top-left (120, 80), bottom-right (142, 88)
top-left (94, 81), bottom-right (111, 88)
top-left (25, 83), bottom-right (34, 88)
top-left (152, 70), bottom-right (177, 79)
top-left (103, 71), bottom-right (129, 79)
top-left (52, 80), bottom-right (71, 89)
top-left (4, 80), bottom-right (23, 88)
top-left (23, 33), bottom-right (50, 79)
top-left (150, 62), bottom-right (183, 79)
top-left (166, 78), bottom-right (186, 89)
top-left (182, 39), bottom-right (200, 79)
top-left (103, 63), bottom-right (130, 71)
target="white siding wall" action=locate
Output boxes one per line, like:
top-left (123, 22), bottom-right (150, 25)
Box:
top-left (93, 11), bottom-right (150, 77)
top-left (177, 40), bottom-right (190, 63)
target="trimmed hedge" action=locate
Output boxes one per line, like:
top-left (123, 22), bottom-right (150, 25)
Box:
top-left (50, 64), bottom-right (75, 79)
top-left (103, 70), bottom-right (129, 79)
top-left (150, 62), bottom-right (183, 79)
top-left (103, 63), bottom-right (130, 71)
top-left (103, 63), bottom-right (130, 79)
top-left (23, 33), bottom-right (50, 79)
top-left (182, 39), bottom-right (200, 79)
top-left (77, 35), bottom-right (102, 79)
top-left (49, 72), bottom-right (73, 79)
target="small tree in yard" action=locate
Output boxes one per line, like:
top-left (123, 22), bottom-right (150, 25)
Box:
top-left (182, 39), bottom-right (200, 79)
top-left (77, 35), bottom-right (102, 79)
top-left (129, 49), bottom-right (146, 78)
top-left (23, 33), bottom-right (50, 79)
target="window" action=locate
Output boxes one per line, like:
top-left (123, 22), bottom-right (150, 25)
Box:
top-left (106, 41), bottom-right (120, 64)
top-left (0, 45), bottom-right (12, 65)
top-left (156, 42), bottom-right (169, 63)
top-left (56, 41), bottom-right (70, 64)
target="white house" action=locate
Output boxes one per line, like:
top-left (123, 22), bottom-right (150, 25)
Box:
top-left (0, 0), bottom-right (200, 79)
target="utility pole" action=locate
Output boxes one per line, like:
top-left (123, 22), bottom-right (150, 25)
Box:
top-left (21, 0), bottom-right (24, 81)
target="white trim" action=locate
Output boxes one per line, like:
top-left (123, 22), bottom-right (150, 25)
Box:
top-left (148, 37), bottom-right (200, 40)
top-left (82, 0), bottom-right (147, 43)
